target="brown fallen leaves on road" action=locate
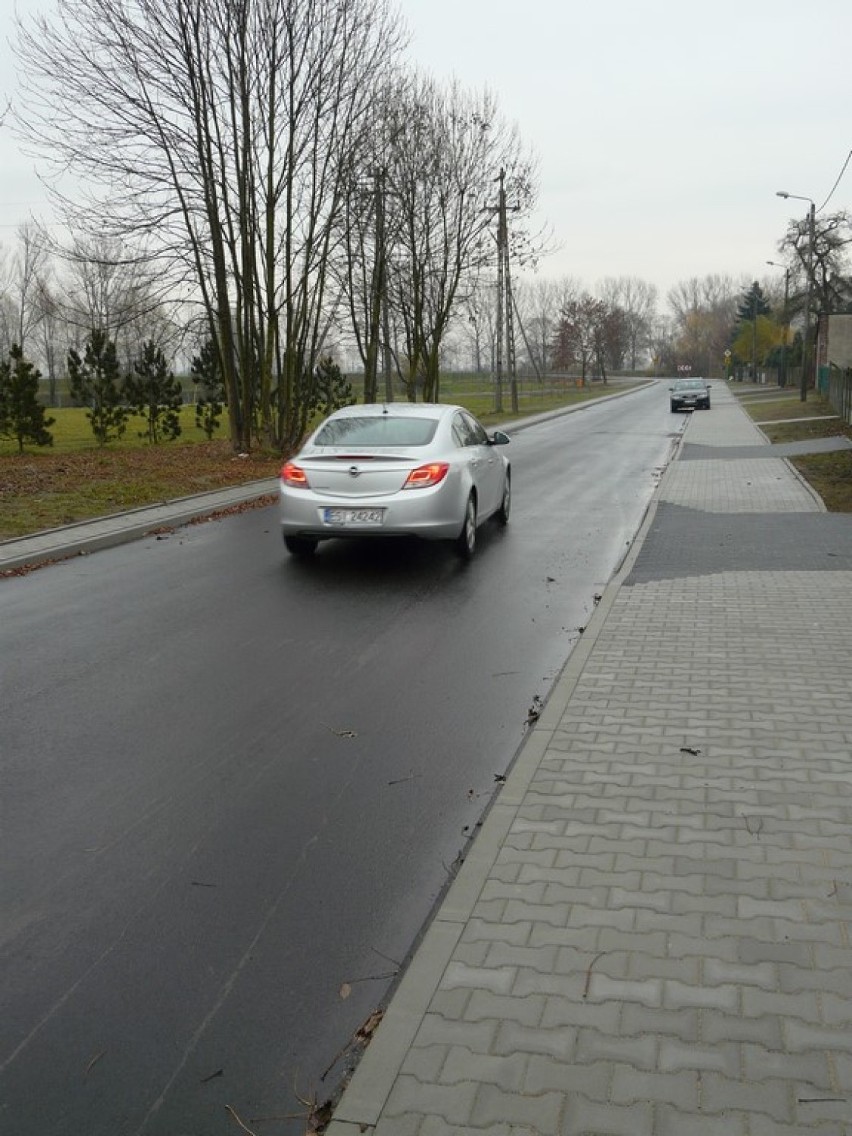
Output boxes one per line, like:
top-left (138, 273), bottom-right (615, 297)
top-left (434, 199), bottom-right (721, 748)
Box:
top-left (1, 559), bottom-right (61, 577)
top-left (187, 495), bottom-right (277, 525)
top-left (304, 1098), bottom-right (334, 1134)
top-left (226, 1091), bottom-right (334, 1136)
top-left (524, 694), bottom-right (543, 729)
top-left (321, 1008), bottom-right (385, 1082)
top-left (354, 1010), bottom-right (384, 1044)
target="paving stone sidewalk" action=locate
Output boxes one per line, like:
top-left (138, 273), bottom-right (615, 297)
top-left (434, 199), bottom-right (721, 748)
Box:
top-left (328, 383), bottom-right (852, 1135)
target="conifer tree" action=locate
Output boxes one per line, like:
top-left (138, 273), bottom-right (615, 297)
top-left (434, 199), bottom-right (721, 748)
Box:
top-left (736, 281), bottom-right (771, 324)
top-left (67, 330), bottom-right (127, 446)
top-left (124, 340), bottom-right (182, 443)
top-left (0, 344), bottom-right (55, 453)
top-left (191, 339), bottom-right (224, 440)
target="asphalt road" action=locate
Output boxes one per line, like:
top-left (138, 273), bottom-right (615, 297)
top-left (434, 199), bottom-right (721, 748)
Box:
top-left (0, 382), bottom-right (681, 1135)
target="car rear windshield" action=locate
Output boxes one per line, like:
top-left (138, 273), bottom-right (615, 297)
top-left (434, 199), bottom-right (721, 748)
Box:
top-left (314, 416), bottom-right (440, 447)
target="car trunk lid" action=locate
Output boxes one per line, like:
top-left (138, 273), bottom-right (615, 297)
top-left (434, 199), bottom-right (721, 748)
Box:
top-left (302, 452), bottom-right (423, 498)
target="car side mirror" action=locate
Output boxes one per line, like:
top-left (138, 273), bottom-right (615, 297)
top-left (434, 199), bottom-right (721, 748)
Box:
top-left (489, 431), bottom-right (510, 446)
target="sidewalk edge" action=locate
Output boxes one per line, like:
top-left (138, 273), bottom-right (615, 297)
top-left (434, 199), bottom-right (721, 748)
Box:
top-left (325, 447), bottom-right (669, 1134)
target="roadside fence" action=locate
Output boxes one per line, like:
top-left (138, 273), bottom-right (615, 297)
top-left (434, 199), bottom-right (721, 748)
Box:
top-left (827, 367), bottom-right (852, 424)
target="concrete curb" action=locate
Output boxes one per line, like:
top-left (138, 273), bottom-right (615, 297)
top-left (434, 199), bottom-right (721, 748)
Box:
top-left (0, 479), bottom-right (279, 574)
top-left (325, 396), bottom-right (678, 1133)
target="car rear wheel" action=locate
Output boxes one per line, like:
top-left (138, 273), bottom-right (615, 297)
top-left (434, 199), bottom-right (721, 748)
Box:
top-left (497, 474), bottom-right (511, 525)
top-left (284, 534), bottom-right (318, 557)
top-left (455, 494), bottom-right (477, 560)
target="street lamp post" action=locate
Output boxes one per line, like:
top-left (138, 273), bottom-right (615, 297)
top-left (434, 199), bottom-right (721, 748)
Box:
top-left (767, 260), bottom-right (791, 388)
top-left (776, 191), bottom-right (816, 402)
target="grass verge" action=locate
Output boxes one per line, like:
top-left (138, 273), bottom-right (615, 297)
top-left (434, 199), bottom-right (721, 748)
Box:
top-left (734, 386), bottom-right (852, 511)
top-left (0, 442), bottom-right (283, 539)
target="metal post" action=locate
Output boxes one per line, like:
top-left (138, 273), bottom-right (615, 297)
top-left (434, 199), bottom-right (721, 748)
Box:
top-left (751, 283), bottom-right (758, 384)
top-left (782, 268), bottom-right (789, 388)
top-left (776, 192), bottom-right (816, 403)
top-left (801, 203), bottom-right (815, 402)
top-left (766, 260), bottom-right (790, 388)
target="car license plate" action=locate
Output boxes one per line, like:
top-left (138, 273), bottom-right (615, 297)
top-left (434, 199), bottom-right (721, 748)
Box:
top-left (323, 507), bottom-right (384, 526)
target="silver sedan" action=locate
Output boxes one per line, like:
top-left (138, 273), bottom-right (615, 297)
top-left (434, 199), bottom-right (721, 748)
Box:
top-left (280, 402), bottom-right (511, 559)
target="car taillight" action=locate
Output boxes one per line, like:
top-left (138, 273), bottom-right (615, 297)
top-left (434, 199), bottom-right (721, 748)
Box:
top-left (281, 462), bottom-right (310, 488)
top-left (403, 462), bottom-right (449, 489)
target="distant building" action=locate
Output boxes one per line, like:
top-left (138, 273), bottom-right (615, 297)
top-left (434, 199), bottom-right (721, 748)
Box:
top-left (827, 314), bottom-right (852, 370)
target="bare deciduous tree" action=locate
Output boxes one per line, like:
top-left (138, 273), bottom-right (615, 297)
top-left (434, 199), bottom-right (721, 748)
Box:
top-left (518, 275), bottom-right (582, 381)
top-left (31, 260), bottom-right (62, 404)
top-left (666, 274), bottom-right (742, 375)
top-left (552, 293), bottom-right (609, 384)
top-left (15, 0), bottom-right (405, 449)
top-left (59, 236), bottom-right (170, 359)
top-left (597, 275), bottom-right (657, 370)
top-left (377, 76), bottom-right (539, 402)
top-left (0, 224), bottom-right (51, 355)
top-left (779, 210), bottom-right (852, 316)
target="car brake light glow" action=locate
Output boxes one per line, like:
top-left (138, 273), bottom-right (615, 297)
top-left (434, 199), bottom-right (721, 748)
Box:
top-left (403, 462), bottom-right (449, 489)
top-left (281, 462), bottom-right (310, 488)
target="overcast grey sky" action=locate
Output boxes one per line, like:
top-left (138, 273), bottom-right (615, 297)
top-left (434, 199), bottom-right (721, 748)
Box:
top-left (397, 0), bottom-right (852, 298)
top-left (2, 0), bottom-right (851, 302)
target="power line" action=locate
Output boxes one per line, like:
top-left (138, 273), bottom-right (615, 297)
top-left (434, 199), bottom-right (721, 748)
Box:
top-left (817, 148), bottom-right (852, 212)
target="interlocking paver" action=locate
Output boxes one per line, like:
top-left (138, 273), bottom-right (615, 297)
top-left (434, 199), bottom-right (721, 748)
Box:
top-left (437, 1047), bottom-right (527, 1090)
top-left (658, 1040), bottom-right (740, 1075)
top-left (620, 1004), bottom-right (701, 1042)
top-left (413, 1014), bottom-right (497, 1050)
top-left (465, 990), bottom-right (545, 1027)
top-left (530, 1059), bottom-right (615, 1102)
top-left (576, 1027), bottom-right (659, 1068)
top-left (663, 980), bottom-right (739, 1011)
top-left (373, 1113), bottom-right (424, 1136)
top-left (381, 1076), bottom-right (478, 1124)
top-left (470, 1084), bottom-right (563, 1131)
top-left (482, 942), bottom-right (559, 972)
top-left (656, 1105), bottom-right (748, 1136)
top-left (749, 1122), bottom-right (848, 1136)
top-left (492, 1019), bottom-right (577, 1060)
top-left (327, 383), bottom-right (852, 1136)
top-left (700, 1009), bottom-right (784, 1048)
top-left (742, 1043), bottom-right (834, 1088)
top-left (610, 1064), bottom-right (698, 1110)
top-left (540, 995), bottom-right (622, 1032)
top-left (562, 1095), bottom-right (655, 1135)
